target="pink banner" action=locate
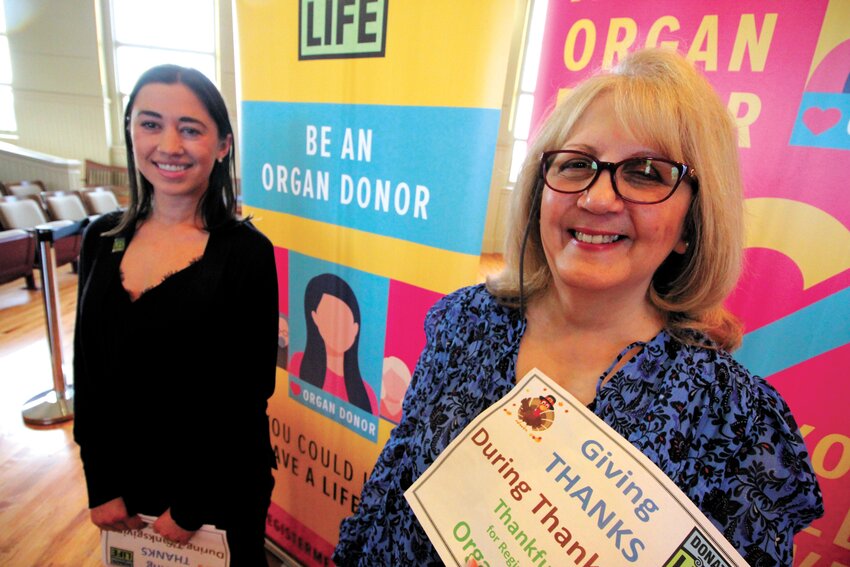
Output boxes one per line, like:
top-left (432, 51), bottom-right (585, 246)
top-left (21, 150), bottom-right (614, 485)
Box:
top-left (533, 1), bottom-right (850, 564)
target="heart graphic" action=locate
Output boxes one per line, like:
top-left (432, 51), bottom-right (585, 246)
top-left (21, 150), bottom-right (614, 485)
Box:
top-left (802, 106), bottom-right (842, 135)
top-left (290, 380), bottom-right (301, 396)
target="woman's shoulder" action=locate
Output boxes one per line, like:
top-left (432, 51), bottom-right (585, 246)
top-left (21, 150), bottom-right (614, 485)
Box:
top-left (211, 220), bottom-right (275, 266)
top-left (667, 335), bottom-right (802, 432)
top-left (217, 219), bottom-right (273, 248)
top-left (422, 284), bottom-right (521, 356)
top-left (656, 336), bottom-right (823, 558)
top-left (84, 210), bottom-right (123, 235)
top-left (670, 335), bottom-right (760, 395)
top-left (80, 211), bottom-right (124, 251)
top-left (429, 283), bottom-right (512, 320)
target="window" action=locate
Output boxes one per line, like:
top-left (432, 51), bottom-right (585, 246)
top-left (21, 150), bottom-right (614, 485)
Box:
top-left (508, 0), bottom-right (548, 184)
top-left (107, 0), bottom-right (218, 118)
top-left (0, 0), bottom-right (17, 134)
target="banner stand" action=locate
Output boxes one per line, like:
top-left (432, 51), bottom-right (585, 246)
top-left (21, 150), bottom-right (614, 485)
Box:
top-left (22, 221), bottom-right (85, 426)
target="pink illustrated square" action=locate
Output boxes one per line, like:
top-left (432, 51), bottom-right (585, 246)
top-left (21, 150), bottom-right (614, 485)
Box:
top-left (274, 247), bottom-right (289, 370)
top-left (381, 280), bottom-right (443, 423)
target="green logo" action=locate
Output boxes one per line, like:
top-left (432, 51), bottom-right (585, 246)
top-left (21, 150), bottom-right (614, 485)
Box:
top-left (299, 0), bottom-right (388, 60)
top-left (109, 546), bottom-right (133, 566)
top-left (663, 529), bottom-right (733, 567)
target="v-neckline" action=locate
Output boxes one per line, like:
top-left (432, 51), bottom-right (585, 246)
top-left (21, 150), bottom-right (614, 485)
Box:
top-left (121, 253), bottom-right (205, 303)
top-left (513, 310), bottom-right (664, 408)
top-left (119, 232), bottom-right (212, 303)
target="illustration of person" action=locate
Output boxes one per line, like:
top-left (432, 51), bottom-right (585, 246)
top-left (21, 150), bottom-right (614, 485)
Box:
top-left (277, 313), bottom-right (289, 370)
top-left (380, 356), bottom-right (412, 423)
top-left (290, 273), bottom-right (377, 414)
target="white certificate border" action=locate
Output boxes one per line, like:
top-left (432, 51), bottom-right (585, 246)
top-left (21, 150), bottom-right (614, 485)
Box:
top-left (407, 371), bottom-right (742, 566)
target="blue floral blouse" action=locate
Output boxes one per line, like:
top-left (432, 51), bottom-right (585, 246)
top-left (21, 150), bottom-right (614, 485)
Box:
top-left (333, 285), bottom-right (823, 566)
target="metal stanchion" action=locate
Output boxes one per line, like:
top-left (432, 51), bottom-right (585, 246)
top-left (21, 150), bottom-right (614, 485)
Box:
top-left (22, 220), bottom-right (86, 426)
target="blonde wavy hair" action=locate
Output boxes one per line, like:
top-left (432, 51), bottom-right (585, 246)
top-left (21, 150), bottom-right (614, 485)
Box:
top-left (487, 48), bottom-right (744, 350)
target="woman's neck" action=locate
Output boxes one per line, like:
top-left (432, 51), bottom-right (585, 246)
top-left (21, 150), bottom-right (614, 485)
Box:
top-left (531, 281), bottom-right (663, 345)
top-left (518, 283), bottom-right (663, 403)
top-left (149, 194), bottom-right (204, 229)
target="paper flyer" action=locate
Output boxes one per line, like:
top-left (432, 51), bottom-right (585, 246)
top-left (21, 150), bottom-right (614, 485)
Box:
top-left (101, 515), bottom-right (229, 567)
top-left (405, 370), bottom-right (748, 567)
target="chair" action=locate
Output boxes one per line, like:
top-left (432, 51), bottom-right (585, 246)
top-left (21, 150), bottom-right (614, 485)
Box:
top-left (43, 192), bottom-right (90, 222)
top-left (84, 160), bottom-right (130, 203)
top-left (0, 196), bottom-right (49, 228)
top-left (0, 228), bottom-right (37, 288)
top-left (1, 191), bottom-right (47, 214)
top-left (0, 198), bottom-right (81, 274)
top-left (79, 187), bottom-right (121, 215)
top-left (5, 180), bottom-right (46, 199)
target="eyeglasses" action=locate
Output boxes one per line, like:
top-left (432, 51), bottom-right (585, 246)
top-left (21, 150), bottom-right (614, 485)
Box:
top-left (540, 150), bottom-right (696, 205)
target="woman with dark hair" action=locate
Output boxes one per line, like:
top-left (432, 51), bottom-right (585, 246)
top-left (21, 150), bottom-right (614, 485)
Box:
top-left (74, 64), bottom-right (278, 565)
top-left (290, 273), bottom-right (377, 414)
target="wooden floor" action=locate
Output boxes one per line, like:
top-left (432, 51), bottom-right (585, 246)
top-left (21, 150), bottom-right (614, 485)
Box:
top-left (0, 255), bottom-right (504, 566)
top-left (0, 265), bottom-right (99, 566)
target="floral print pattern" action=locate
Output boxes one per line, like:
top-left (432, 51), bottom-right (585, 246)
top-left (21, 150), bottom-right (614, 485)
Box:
top-left (333, 285), bottom-right (822, 566)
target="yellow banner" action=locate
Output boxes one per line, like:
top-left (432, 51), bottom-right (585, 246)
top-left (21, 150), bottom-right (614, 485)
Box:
top-left (236, 2), bottom-right (520, 565)
top-left (237, 0), bottom-right (517, 107)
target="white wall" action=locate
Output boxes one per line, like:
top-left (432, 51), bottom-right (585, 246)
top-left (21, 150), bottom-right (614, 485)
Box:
top-left (5, 0), bottom-right (108, 166)
top-left (2, 0), bottom-right (239, 172)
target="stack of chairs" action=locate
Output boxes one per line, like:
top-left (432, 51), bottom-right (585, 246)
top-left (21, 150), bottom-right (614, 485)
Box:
top-left (42, 191), bottom-right (91, 223)
top-left (0, 227), bottom-right (37, 288)
top-left (0, 180), bottom-right (127, 287)
top-left (0, 182), bottom-right (85, 287)
top-left (2, 179), bottom-right (46, 198)
top-left (78, 186), bottom-right (122, 215)
top-left (84, 160), bottom-right (130, 204)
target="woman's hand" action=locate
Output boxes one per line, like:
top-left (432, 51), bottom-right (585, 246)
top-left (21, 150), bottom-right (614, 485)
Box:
top-left (152, 508), bottom-right (196, 545)
top-left (90, 497), bottom-right (146, 532)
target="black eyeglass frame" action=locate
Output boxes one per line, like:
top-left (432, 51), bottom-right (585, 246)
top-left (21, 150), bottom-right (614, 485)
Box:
top-left (539, 149), bottom-right (697, 205)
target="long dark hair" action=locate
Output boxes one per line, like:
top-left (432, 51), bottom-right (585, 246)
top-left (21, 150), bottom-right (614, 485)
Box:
top-left (300, 274), bottom-right (370, 412)
top-left (108, 64), bottom-right (237, 236)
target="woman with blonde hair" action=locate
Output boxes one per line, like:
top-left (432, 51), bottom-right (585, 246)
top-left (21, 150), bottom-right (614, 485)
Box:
top-left (492, 49), bottom-right (746, 350)
top-left (334, 48), bottom-right (822, 566)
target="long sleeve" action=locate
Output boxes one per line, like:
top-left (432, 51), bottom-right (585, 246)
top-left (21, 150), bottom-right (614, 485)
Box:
top-left (595, 339), bottom-right (823, 566)
top-left (333, 285), bottom-right (523, 566)
top-left (168, 223), bottom-right (279, 530)
top-left (694, 368), bottom-right (823, 565)
top-left (334, 294), bottom-right (450, 566)
top-left (73, 213), bottom-right (126, 508)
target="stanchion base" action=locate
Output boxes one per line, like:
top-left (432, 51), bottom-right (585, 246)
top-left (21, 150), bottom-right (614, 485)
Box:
top-left (22, 388), bottom-right (74, 426)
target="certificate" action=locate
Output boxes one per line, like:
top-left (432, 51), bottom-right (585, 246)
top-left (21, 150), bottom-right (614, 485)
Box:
top-left (101, 515), bottom-right (229, 567)
top-left (405, 369), bottom-right (748, 566)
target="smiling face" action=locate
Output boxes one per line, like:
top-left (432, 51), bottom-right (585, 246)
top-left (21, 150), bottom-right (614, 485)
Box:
top-left (130, 82), bottom-right (231, 203)
top-left (539, 93), bottom-right (693, 303)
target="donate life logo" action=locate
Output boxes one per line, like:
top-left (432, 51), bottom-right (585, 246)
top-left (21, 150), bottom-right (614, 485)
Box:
top-left (663, 528), bottom-right (732, 567)
top-left (108, 546), bottom-right (134, 567)
top-left (299, 0), bottom-right (388, 60)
